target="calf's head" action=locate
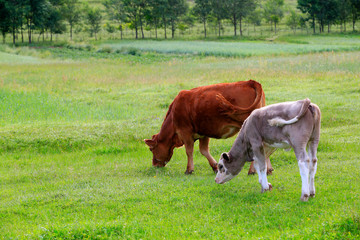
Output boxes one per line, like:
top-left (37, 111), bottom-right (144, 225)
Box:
top-left (215, 153), bottom-right (236, 184)
top-left (215, 141), bottom-right (253, 184)
top-left (144, 134), bottom-right (183, 167)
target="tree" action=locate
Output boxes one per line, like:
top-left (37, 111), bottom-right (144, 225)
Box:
top-left (104, 0), bottom-right (126, 39)
top-left (298, 0), bottom-right (318, 34)
top-left (167, 0), bottom-right (188, 38)
top-left (321, 0), bottom-right (339, 33)
top-left (147, 0), bottom-right (164, 39)
top-left (85, 6), bottom-right (102, 40)
top-left (286, 9), bottom-right (301, 34)
top-left (247, 8), bottom-right (262, 32)
top-left (194, 0), bottom-right (212, 38)
top-left (122, 0), bottom-right (148, 39)
top-left (337, 0), bottom-right (351, 32)
top-left (181, 9), bottom-right (196, 35)
top-left (24, 0), bottom-right (51, 44)
top-left (263, 0), bottom-right (284, 34)
top-left (224, 0), bottom-right (256, 36)
top-left (0, 0), bottom-right (10, 43)
top-left (237, 0), bottom-right (256, 36)
top-left (210, 0), bottom-right (227, 36)
top-left (137, 0), bottom-right (148, 39)
top-left (45, 2), bottom-right (66, 41)
top-left (350, 0), bottom-right (360, 31)
top-left (62, 0), bottom-right (81, 41)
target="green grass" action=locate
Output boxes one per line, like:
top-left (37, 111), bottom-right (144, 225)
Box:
top-left (0, 36), bottom-right (360, 239)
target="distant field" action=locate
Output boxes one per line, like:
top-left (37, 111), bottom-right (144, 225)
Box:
top-left (101, 35), bottom-right (360, 57)
top-left (0, 36), bottom-right (360, 239)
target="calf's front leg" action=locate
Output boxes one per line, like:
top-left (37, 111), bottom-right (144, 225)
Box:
top-left (253, 147), bottom-right (272, 192)
top-left (248, 146), bottom-right (275, 175)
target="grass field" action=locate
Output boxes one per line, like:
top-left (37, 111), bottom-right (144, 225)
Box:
top-left (0, 35), bottom-right (360, 239)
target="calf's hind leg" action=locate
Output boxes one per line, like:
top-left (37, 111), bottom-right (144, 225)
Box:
top-left (295, 147), bottom-right (310, 201)
top-left (308, 141), bottom-right (319, 197)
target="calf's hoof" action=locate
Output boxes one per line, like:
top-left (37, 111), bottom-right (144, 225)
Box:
top-left (301, 194), bottom-right (309, 202)
top-left (261, 183), bottom-right (273, 193)
top-left (185, 169), bottom-right (194, 175)
top-left (310, 193), bottom-right (315, 198)
top-left (248, 170), bottom-right (256, 175)
top-left (212, 166), bottom-right (218, 174)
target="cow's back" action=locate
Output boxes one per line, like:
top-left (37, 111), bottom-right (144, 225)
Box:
top-left (171, 80), bottom-right (265, 139)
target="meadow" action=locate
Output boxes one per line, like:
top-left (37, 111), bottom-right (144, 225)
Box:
top-left (0, 35), bottom-right (359, 239)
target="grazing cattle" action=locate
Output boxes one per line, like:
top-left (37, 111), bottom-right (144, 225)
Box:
top-left (215, 99), bottom-right (321, 202)
top-left (145, 80), bottom-right (273, 174)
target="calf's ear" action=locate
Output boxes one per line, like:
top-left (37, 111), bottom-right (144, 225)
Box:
top-left (222, 152), bottom-right (231, 162)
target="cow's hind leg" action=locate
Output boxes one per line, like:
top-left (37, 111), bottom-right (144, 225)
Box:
top-left (199, 137), bottom-right (218, 173)
top-left (295, 147), bottom-right (310, 201)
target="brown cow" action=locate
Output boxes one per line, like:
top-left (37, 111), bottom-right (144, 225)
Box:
top-left (144, 80), bottom-right (273, 174)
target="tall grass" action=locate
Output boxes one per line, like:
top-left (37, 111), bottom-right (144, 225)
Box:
top-left (101, 36), bottom-right (360, 57)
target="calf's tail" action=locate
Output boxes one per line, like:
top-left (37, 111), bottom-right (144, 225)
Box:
top-left (268, 98), bottom-right (311, 127)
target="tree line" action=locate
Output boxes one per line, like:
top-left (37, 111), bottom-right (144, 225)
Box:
top-left (0, 0), bottom-right (360, 44)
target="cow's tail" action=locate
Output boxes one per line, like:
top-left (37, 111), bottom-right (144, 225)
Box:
top-left (216, 80), bottom-right (264, 118)
top-left (268, 98), bottom-right (311, 127)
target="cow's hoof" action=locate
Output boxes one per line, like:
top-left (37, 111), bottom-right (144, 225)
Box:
top-left (310, 193), bottom-right (315, 198)
top-left (248, 171), bottom-right (256, 175)
top-left (301, 194), bottom-right (309, 202)
top-left (185, 170), bottom-right (194, 175)
top-left (212, 166), bottom-right (218, 174)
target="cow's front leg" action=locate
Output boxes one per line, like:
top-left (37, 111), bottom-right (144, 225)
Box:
top-left (184, 140), bottom-right (195, 175)
top-left (199, 137), bottom-right (218, 173)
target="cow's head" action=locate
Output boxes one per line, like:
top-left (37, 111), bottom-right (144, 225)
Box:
top-left (144, 134), bottom-right (183, 167)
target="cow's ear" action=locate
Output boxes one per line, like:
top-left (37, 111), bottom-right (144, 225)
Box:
top-left (222, 152), bottom-right (231, 162)
top-left (172, 134), bottom-right (183, 147)
top-left (144, 139), bottom-right (156, 148)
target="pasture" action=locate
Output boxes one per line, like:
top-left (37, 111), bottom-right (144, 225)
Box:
top-left (0, 35), bottom-right (360, 239)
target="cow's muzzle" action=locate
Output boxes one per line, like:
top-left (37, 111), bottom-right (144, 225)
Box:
top-left (152, 158), bottom-right (167, 167)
